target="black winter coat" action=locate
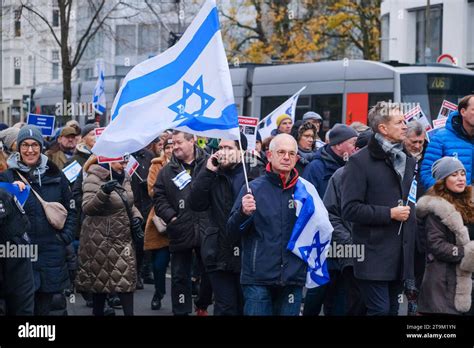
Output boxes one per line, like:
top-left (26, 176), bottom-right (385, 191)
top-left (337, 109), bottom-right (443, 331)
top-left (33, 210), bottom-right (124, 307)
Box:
top-left (189, 161), bottom-right (262, 273)
top-left (0, 161), bottom-right (76, 293)
top-left (323, 166), bottom-right (353, 271)
top-left (341, 135), bottom-right (416, 281)
top-left (153, 147), bottom-right (209, 252)
top-left (130, 149), bottom-right (155, 220)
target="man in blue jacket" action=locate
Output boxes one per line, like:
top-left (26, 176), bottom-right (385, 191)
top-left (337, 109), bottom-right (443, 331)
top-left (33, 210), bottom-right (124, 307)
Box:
top-left (421, 94), bottom-right (474, 189)
top-left (227, 133), bottom-right (309, 316)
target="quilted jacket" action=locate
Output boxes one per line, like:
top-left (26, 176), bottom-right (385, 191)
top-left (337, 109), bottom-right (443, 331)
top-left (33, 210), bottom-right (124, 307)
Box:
top-left (75, 160), bottom-right (141, 293)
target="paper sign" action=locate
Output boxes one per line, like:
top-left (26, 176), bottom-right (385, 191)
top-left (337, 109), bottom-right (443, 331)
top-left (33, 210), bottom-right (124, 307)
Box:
top-left (0, 182), bottom-right (31, 206)
top-left (62, 160), bottom-right (82, 183)
top-left (238, 116), bottom-right (259, 151)
top-left (94, 127), bottom-right (124, 163)
top-left (437, 100), bottom-right (457, 120)
top-left (433, 118), bottom-right (447, 129)
top-left (27, 114), bottom-right (56, 137)
top-left (404, 106), bottom-right (432, 133)
top-left (125, 155), bottom-right (139, 176)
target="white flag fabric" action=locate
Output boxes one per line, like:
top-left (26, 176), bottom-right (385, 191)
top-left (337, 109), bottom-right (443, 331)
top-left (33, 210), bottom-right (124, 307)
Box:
top-left (92, 61), bottom-right (106, 115)
top-left (258, 86), bottom-right (306, 140)
top-left (92, 0), bottom-right (239, 157)
top-left (287, 177), bottom-right (333, 288)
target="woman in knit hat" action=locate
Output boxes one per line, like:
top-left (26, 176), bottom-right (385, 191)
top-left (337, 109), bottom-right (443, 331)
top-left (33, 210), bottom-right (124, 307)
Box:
top-left (0, 125), bottom-right (76, 315)
top-left (416, 156), bottom-right (474, 315)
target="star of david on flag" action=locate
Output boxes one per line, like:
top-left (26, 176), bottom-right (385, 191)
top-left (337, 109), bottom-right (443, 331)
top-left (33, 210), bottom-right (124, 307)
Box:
top-left (287, 177), bottom-right (333, 288)
top-left (93, 0), bottom-right (240, 158)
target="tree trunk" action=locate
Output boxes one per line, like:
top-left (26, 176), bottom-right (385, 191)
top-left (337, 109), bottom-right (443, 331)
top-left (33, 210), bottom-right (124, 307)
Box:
top-left (59, 0), bottom-right (71, 123)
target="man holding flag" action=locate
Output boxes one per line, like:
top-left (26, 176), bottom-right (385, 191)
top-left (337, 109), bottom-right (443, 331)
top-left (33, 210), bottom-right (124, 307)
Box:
top-left (227, 134), bottom-right (333, 316)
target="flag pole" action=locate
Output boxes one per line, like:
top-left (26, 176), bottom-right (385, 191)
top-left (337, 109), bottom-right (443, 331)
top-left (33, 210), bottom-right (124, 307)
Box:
top-left (238, 138), bottom-right (251, 193)
top-left (133, 171), bottom-right (145, 182)
top-left (109, 164), bottom-right (113, 181)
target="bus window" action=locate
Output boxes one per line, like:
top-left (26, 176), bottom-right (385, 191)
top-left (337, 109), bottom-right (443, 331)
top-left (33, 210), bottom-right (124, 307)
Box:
top-left (368, 93), bottom-right (394, 109)
top-left (312, 94), bottom-right (343, 133)
top-left (401, 73), bottom-right (474, 121)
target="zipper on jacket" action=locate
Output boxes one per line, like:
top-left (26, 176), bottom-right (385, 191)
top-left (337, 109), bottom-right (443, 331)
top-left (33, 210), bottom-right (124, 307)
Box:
top-left (252, 240), bottom-right (258, 273)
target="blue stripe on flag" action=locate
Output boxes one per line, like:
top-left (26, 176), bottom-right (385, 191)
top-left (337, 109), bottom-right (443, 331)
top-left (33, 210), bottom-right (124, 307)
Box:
top-left (286, 180), bottom-right (315, 252)
top-left (112, 7), bottom-right (220, 120)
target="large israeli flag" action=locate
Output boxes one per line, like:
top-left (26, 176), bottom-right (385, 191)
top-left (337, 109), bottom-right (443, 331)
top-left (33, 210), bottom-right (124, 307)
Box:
top-left (258, 86), bottom-right (306, 140)
top-left (93, 0), bottom-right (239, 157)
top-left (92, 60), bottom-right (106, 115)
top-left (287, 177), bottom-right (333, 288)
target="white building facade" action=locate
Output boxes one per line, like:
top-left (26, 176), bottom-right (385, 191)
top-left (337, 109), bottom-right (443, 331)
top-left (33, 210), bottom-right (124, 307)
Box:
top-left (381, 0), bottom-right (474, 69)
top-left (1, 0), bottom-right (200, 125)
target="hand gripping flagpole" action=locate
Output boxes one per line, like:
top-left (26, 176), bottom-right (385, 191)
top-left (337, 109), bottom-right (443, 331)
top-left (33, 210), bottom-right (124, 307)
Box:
top-left (398, 162), bottom-right (419, 235)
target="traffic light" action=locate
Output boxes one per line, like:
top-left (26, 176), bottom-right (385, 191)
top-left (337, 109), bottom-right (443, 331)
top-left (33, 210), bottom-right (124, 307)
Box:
top-left (22, 95), bottom-right (30, 112)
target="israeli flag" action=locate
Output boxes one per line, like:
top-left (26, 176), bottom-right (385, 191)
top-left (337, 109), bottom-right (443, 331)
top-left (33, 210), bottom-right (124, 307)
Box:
top-left (258, 86), bottom-right (306, 140)
top-left (287, 177), bottom-right (333, 288)
top-left (92, 60), bottom-right (106, 115)
top-left (93, 0), bottom-right (239, 158)
top-left (408, 178), bottom-right (417, 204)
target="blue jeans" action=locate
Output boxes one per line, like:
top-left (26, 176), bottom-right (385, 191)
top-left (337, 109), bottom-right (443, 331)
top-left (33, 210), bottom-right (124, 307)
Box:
top-left (151, 247), bottom-right (170, 298)
top-left (242, 285), bottom-right (303, 316)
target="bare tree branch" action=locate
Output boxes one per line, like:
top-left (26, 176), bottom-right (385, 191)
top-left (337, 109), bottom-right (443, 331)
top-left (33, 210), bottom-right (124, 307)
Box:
top-left (20, 1), bottom-right (61, 46)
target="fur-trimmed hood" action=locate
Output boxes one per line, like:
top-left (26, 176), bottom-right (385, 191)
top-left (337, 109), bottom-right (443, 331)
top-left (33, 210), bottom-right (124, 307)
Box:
top-left (417, 194), bottom-right (470, 246)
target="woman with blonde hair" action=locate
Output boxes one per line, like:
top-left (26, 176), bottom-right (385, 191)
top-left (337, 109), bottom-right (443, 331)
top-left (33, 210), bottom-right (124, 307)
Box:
top-left (144, 134), bottom-right (174, 310)
top-left (417, 156), bottom-right (474, 315)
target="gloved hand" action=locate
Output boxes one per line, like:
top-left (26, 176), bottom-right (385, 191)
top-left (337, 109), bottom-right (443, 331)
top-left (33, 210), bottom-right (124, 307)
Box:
top-left (131, 217), bottom-right (144, 243)
top-left (101, 180), bottom-right (119, 194)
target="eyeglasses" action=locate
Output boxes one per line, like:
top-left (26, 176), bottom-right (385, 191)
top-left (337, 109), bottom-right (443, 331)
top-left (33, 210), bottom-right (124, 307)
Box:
top-left (20, 143), bottom-right (40, 151)
top-left (274, 150), bottom-right (297, 159)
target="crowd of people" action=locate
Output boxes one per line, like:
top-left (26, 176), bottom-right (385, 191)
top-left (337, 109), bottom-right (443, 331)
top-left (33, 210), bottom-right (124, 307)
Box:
top-left (0, 94), bottom-right (473, 316)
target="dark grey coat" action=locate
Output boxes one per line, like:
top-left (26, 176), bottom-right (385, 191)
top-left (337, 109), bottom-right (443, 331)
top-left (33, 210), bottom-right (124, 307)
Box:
top-left (323, 166), bottom-right (353, 270)
top-left (341, 135), bottom-right (416, 281)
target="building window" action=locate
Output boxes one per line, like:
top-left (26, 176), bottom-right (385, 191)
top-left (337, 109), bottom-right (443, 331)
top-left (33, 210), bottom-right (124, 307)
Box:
top-left (380, 14), bottom-right (390, 61)
top-left (415, 6), bottom-right (442, 64)
top-left (115, 25), bottom-right (136, 56)
top-left (468, 3), bottom-right (474, 64)
top-left (13, 57), bottom-right (21, 85)
top-left (52, 50), bottom-right (60, 80)
top-left (138, 24), bottom-right (160, 55)
top-left (13, 9), bottom-right (21, 37)
top-left (52, 9), bottom-right (60, 27)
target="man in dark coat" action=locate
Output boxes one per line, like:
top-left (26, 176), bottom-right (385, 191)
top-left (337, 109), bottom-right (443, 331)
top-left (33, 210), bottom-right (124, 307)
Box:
top-left (341, 101), bottom-right (417, 316)
top-left (189, 134), bottom-right (263, 315)
top-left (301, 124), bottom-right (357, 316)
top-left (153, 131), bottom-right (212, 316)
top-left (320, 129), bottom-right (372, 316)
